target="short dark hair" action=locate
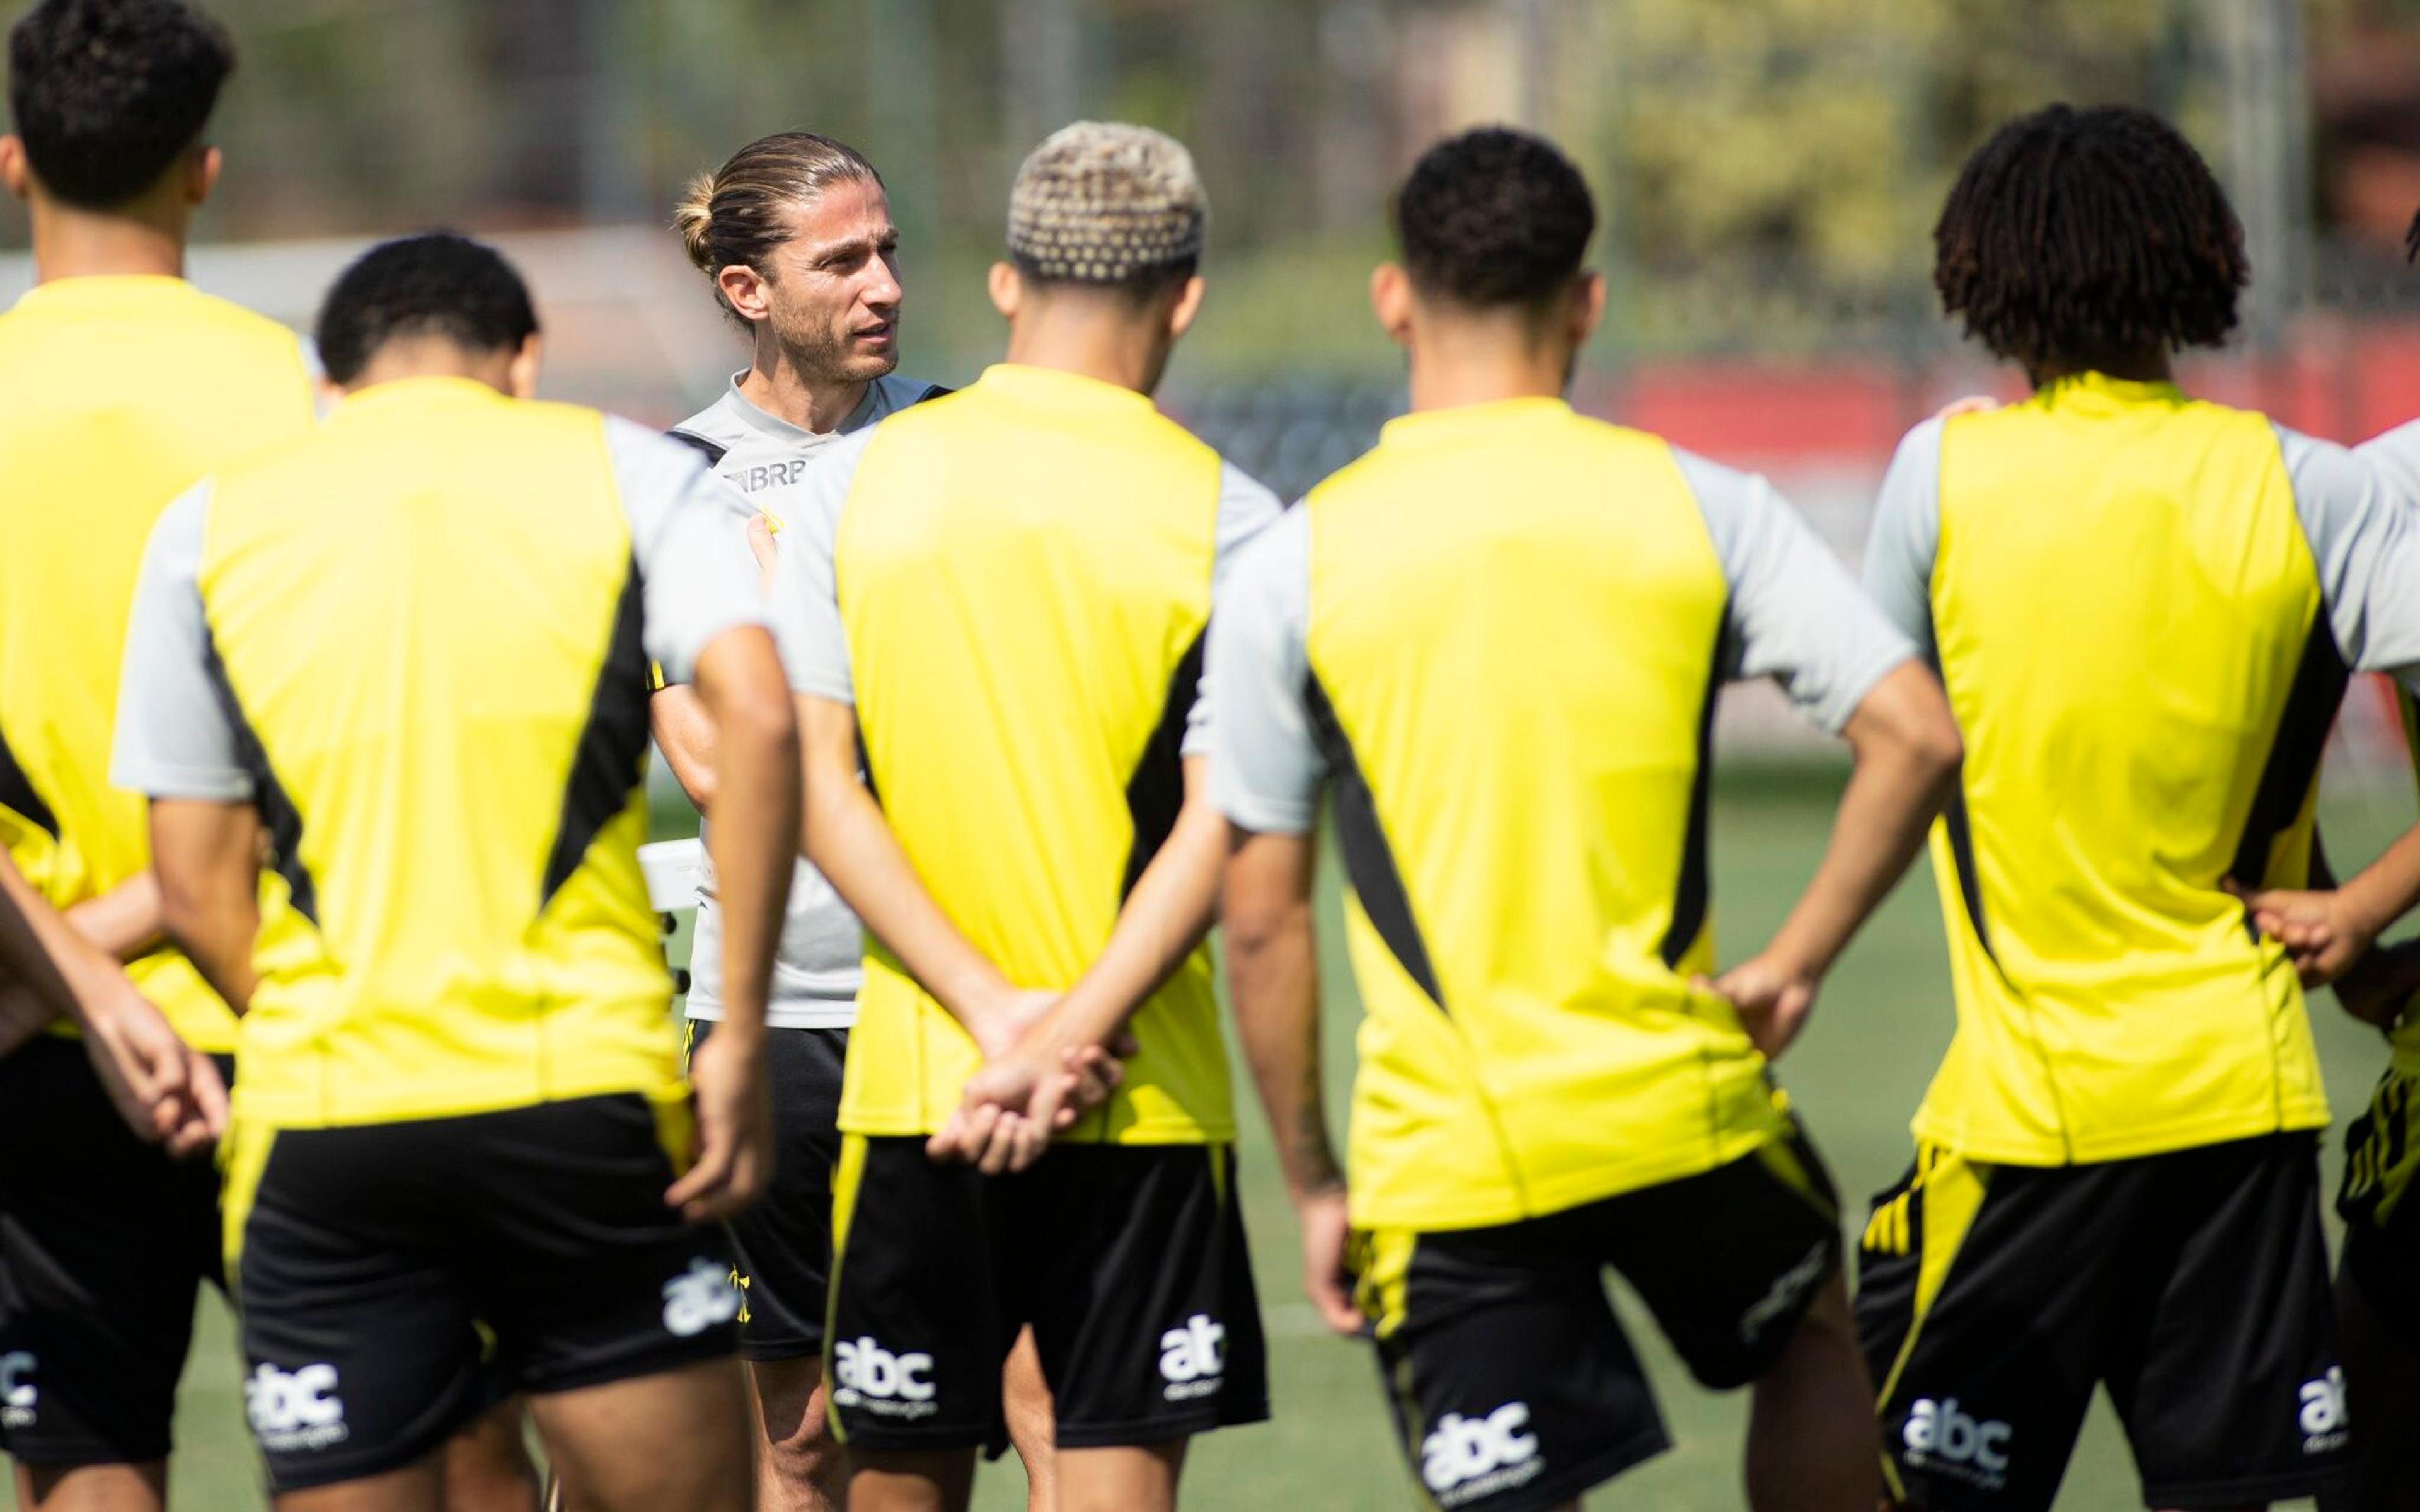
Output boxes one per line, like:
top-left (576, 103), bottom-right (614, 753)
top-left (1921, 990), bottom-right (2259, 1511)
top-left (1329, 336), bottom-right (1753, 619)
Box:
top-left (315, 232), bottom-right (539, 385)
top-left (8, 0), bottom-right (233, 209)
top-left (1393, 127), bottom-right (1596, 311)
top-left (1934, 104), bottom-right (2247, 372)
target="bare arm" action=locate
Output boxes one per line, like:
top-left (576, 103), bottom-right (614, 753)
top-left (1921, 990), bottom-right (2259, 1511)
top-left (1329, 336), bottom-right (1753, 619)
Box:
top-left (797, 692), bottom-right (1032, 1044)
top-left (0, 849), bottom-right (226, 1150)
top-left (2236, 823), bottom-right (2420, 989)
top-left (666, 624), bottom-right (800, 1222)
top-left (1714, 660), bottom-right (1963, 1057)
top-left (149, 799), bottom-right (265, 1016)
top-left (928, 758), bottom-right (1226, 1168)
top-left (64, 870), bottom-right (164, 963)
top-left (650, 688), bottom-right (722, 814)
top-left (650, 514), bottom-right (780, 818)
top-left (1224, 825), bottom-right (1359, 1332)
top-left (1019, 757), bottom-right (1221, 1061)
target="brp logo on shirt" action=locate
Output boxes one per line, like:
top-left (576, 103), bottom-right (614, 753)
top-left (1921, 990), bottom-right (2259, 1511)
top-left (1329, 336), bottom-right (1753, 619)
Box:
top-left (1, 1351), bottom-right (35, 1429)
top-left (661, 1257), bottom-right (742, 1337)
top-left (1158, 1314), bottom-right (1227, 1402)
top-left (1901, 1397), bottom-right (2010, 1489)
top-left (245, 1363), bottom-right (349, 1452)
top-left (831, 1337), bottom-right (938, 1420)
top-left (2300, 1368), bottom-right (2350, 1453)
top-left (1421, 1403), bottom-right (1545, 1506)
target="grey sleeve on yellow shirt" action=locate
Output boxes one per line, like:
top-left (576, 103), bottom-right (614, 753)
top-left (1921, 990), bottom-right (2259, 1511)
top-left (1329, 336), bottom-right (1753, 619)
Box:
top-left (2281, 423), bottom-right (2420, 683)
top-left (764, 426), bottom-right (882, 705)
top-left (1207, 506), bottom-right (1323, 834)
top-left (1674, 447), bottom-right (1918, 733)
top-left (1858, 418), bottom-right (1945, 664)
top-left (602, 416), bottom-right (772, 687)
top-left (110, 482), bottom-right (253, 801)
top-left (1180, 462), bottom-right (1289, 760)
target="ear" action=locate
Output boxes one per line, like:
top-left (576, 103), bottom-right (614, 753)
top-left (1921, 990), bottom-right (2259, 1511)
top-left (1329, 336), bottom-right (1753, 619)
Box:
top-left (188, 146), bottom-right (221, 207)
top-left (1369, 263), bottom-right (1415, 349)
top-left (987, 261), bottom-right (1022, 321)
top-left (1164, 274), bottom-right (1207, 341)
top-left (505, 333), bottom-right (543, 400)
top-left (0, 137), bottom-right (31, 202)
top-left (716, 263), bottom-right (773, 326)
top-left (1569, 270), bottom-right (1606, 349)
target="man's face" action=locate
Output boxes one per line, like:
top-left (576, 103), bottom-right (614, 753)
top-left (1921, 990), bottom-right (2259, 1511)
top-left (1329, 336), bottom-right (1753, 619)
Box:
top-left (759, 177), bottom-right (903, 384)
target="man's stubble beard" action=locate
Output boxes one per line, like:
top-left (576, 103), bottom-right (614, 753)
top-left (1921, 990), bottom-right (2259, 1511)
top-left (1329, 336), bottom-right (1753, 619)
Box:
top-left (772, 303), bottom-right (900, 389)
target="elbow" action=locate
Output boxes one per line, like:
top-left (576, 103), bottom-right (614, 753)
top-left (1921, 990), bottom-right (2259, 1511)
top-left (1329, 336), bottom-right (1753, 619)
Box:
top-left (153, 871), bottom-right (209, 959)
top-left (1907, 713), bottom-right (1964, 811)
top-left (718, 687), bottom-right (801, 770)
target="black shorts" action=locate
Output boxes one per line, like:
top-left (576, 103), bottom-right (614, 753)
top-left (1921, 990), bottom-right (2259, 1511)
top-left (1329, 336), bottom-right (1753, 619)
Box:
top-left (826, 1135), bottom-right (1268, 1453)
top-left (2341, 1066), bottom-right (2420, 1348)
top-left (226, 1093), bottom-right (739, 1492)
top-left (1350, 1128), bottom-right (1842, 1512)
top-left (0, 1035), bottom-right (228, 1467)
top-left (686, 1019), bottom-right (847, 1361)
top-left (1857, 1133), bottom-right (2344, 1511)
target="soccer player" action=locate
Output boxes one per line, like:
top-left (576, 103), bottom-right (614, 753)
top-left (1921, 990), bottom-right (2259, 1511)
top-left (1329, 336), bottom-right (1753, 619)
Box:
top-left (1213, 126), bottom-right (1957, 1512)
top-left (652, 129), bottom-right (1055, 1512)
top-left (764, 122), bottom-right (1277, 1512)
top-left (2230, 209), bottom-right (2420, 1511)
top-left (0, 4), bottom-right (318, 1508)
top-left (1853, 103), bottom-right (2420, 1512)
top-left (110, 231), bottom-right (800, 1512)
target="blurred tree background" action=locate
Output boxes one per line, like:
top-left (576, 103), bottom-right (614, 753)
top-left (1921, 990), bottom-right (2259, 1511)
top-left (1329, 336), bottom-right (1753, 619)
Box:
top-left (2, 0), bottom-right (2414, 381)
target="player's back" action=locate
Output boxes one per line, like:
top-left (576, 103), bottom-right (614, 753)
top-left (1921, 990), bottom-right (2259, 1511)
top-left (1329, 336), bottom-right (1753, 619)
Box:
top-left (815, 362), bottom-right (1259, 1144)
top-left (1909, 375), bottom-right (2334, 1160)
top-left (1294, 399), bottom-right (1794, 1227)
top-left (181, 377), bottom-right (682, 1126)
top-left (0, 276), bottom-right (314, 1049)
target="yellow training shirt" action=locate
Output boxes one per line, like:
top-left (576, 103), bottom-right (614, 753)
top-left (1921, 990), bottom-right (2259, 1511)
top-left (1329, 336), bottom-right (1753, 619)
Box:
top-left (109, 377), bottom-right (769, 1128)
top-left (1211, 398), bottom-right (1913, 1230)
top-left (1864, 375), bottom-right (2420, 1164)
top-left (768, 363), bottom-right (1282, 1144)
top-left (0, 276), bottom-right (314, 1052)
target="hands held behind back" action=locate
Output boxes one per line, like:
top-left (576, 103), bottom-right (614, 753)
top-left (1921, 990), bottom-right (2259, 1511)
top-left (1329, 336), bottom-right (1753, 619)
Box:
top-left (1697, 951), bottom-right (1820, 1061)
top-left (2227, 878), bottom-right (2380, 988)
top-left (926, 989), bottom-right (1134, 1174)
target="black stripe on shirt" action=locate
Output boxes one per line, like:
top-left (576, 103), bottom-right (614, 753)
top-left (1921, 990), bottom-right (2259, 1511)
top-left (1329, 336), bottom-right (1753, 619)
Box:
top-left (542, 559), bottom-right (653, 908)
top-left (1306, 672), bottom-right (1447, 1011)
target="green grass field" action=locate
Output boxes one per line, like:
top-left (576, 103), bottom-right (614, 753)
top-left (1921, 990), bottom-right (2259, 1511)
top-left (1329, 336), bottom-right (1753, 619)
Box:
top-left (16, 762), bottom-right (2411, 1511)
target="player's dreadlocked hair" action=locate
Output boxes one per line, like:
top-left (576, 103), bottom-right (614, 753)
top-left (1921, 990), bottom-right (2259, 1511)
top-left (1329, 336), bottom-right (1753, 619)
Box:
top-left (1933, 104), bottom-right (2246, 373)
top-left (2406, 203), bottom-right (2419, 264)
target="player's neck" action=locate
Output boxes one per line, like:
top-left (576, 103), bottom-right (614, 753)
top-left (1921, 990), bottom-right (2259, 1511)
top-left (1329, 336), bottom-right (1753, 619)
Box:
top-left (1403, 341), bottom-right (1570, 413)
top-left (739, 341), bottom-right (869, 436)
top-left (1002, 309), bottom-right (1167, 397)
top-left (2029, 347), bottom-right (2174, 389)
top-left (28, 197), bottom-right (188, 284)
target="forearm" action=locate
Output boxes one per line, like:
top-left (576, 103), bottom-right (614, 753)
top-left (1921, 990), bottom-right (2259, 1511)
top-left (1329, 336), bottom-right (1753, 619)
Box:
top-left (1226, 833), bottom-right (1340, 1198)
top-left (698, 704), bottom-right (798, 1040)
top-left (2331, 823), bottom-right (2420, 946)
top-left (650, 687), bottom-right (719, 815)
top-left (0, 854), bottom-right (122, 1026)
top-left (1765, 734), bottom-right (1955, 979)
top-left (149, 801), bottom-right (264, 1015)
top-left (804, 762), bottom-right (1014, 1028)
top-left (1039, 798), bottom-right (1225, 1055)
top-left (64, 871), bottom-right (164, 962)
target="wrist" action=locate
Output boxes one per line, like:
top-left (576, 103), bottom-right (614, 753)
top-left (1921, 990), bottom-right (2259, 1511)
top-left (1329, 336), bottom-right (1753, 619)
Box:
top-left (1286, 1164), bottom-right (1346, 1206)
top-left (2341, 878), bottom-right (2397, 949)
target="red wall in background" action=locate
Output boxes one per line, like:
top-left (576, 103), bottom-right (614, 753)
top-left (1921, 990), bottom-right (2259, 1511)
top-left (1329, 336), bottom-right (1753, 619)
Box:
top-left (1589, 318), bottom-right (2420, 464)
